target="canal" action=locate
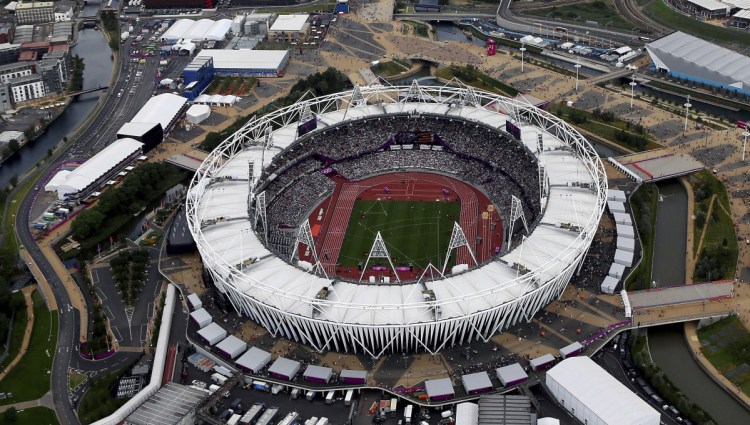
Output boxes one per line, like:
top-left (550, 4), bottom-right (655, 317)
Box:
top-left (0, 27), bottom-right (114, 189)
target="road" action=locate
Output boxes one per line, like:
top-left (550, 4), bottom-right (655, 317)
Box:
top-left (14, 20), bottom-right (164, 425)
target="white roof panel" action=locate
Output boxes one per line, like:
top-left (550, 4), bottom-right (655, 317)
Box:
top-left (161, 19), bottom-right (194, 41)
top-left (197, 49), bottom-right (288, 71)
top-left (197, 322), bottom-right (226, 345)
top-left (236, 346), bottom-right (272, 372)
top-left (204, 19), bottom-right (232, 41)
top-left (546, 357), bottom-right (661, 425)
top-left (131, 93), bottom-right (187, 131)
top-left (215, 335), bottom-right (247, 359)
top-left (270, 14), bottom-right (309, 32)
top-left (685, 0), bottom-right (730, 12)
top-left (56, 138), bottom-right (143, 195)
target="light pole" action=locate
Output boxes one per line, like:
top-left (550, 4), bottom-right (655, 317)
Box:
top-left (574, 58), bottom-right (581, 91)
top-left (683, 94), bottom-right (692, 131)
top-left (629, 74), bottom-right (637, 108)
top-left (520, 44), bottom-right (526, 72)
top-left (742, 126), bottom-right (750, 161)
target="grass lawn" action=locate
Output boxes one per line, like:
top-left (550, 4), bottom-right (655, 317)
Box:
top-left (691, 170), bottom-right (738, 280)
top-left (0, 292), bottom-right (28, 372)
top-left (0, 407), bottom-right (59, 425)
top-left (523, 1), bottom-right (634, 31)
top-left (0, 292), bottom-right (57, 405)
top-left (338, 200), bottom-right (461, 270)
top-left (436, 66), bottom-right (518, 97)
top-left (626, 183), bottom-right (658, 290)
top-left (371, 61), bottom-right (410, 77)
top-left (646, 0), bottom-right (750, 46)
top-left (69, 370), bottom-right (87, 390)
top-left (698, 316), bottom-right (750, 397)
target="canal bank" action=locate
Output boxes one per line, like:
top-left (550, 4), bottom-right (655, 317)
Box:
top-left (0, 28), bottom-right (114, 189)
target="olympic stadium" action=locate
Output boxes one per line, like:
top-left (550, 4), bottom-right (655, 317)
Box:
top-left (186, 83), bottom-right (607, 358)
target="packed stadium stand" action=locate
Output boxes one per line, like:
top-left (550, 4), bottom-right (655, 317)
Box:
top-left (187, 84), bottom-right (606, 357)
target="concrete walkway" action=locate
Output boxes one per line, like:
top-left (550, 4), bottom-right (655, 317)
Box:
top-left (0, 391), bottom-right (55, 413)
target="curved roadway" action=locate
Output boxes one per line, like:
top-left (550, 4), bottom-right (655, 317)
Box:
top-left (15, 36), bottom-right (162, 425)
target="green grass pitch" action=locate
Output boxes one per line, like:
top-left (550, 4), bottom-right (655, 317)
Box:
top-left (337, 200), bottom-right (461, 270)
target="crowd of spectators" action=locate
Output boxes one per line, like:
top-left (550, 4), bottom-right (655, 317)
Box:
top-left (257, 114), bottom-right (543, 254)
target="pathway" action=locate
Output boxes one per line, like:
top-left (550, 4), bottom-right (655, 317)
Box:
top-left (0, 287), bottom-right (36, 383)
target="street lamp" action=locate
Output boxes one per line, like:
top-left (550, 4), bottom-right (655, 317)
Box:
top-left (683, 94), bottom-right (692, 131)
top-left (520, 44), bottom-right (527, 72)
top-left (742, 126), bottom-right (750, 161)
top-left (629, 74), bottom-right (637, 108)
top-left (574, 58), bottom-right (581, 91)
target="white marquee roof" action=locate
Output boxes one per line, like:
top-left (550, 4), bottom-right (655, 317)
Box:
top-left (131, 93), bottom-right (187, 131)
top-left (269, 14), bottom-right (309, 32)
top-left (215, 335), bottom-right (247, 359)
top-left (647, 31), bottom-right (750, 90)
top-left (161, 19), bottom-right (194, 41)
top-left (546, 357), bottom-right (661, 425)
top-left (55, 138), bottom-right (143, 196)
top-left (197, 49), bottom-right (288, 71)
top-left (236, 346), bottom-right (272, 372)
top-left (686, 0), bottom-right (730, 12)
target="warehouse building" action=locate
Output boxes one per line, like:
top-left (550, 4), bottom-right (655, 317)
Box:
top-left (646, 31), bottom-right (750, 96)
top-left (194, 49), bottom-right (290, 77)
top-left (546, 357), bottom-right (661, 425)
top-left (268, 14), bottom-right (309, 42)
top-left (47, 138), bottom-right (144, 202)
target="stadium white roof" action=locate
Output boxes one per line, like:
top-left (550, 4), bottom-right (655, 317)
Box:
top-left (462, 372), bottom-right (492, 393)
top-left (197, 322), bottom-right (226, 345)
top-left (130, 93), bottom-right (187, 132)
top-left (191, 100), bottom-right (603, 325)
top-left (425, 378), bottom-right (454, 398)
top-left (269, 14), bottom-right (309, 32)
top-left (236, 347), bottom-right (272, 373)
top-left (197, 49), bottom-right (289, 71)
top-left (54, 138), bottom-right (143, 199)
top-left (215, 335), bottom-right (247, 359)
top-left (647, 31), bottom-right (750, 91)
top-left (162, 18), bottom-right (233, 41)
top-left (546, 357), bottom-right (661, 425)
top-left (735, 9), bottom-right (750, 19)
top-left (726, 0), bottom-right (750, 9)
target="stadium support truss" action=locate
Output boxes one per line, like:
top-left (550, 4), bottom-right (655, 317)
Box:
top-left (186, 84), bottom-right (607, 358)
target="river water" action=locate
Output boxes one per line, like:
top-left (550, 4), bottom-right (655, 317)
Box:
top-left (651, 180), bottom-right (688, 287)
top-left (649, 324), bottom-right (750, 424)
top-left (0, 28), bottom-right (113, 188)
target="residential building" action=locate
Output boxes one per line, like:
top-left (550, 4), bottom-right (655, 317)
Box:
top-left (0, 62), bottom-right (34, 84)
top-left (54, 4), bottom-right (73, 22)
top-left (9, 74), bottom-right (45, 102)
top-left (15, 1), bottom-right (54, 24)
top-left (0, 24), bottom-right (13, 44)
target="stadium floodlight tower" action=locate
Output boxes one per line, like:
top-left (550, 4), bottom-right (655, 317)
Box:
top-left (519, 43), bottom-right (527, 72)
top-left (442, 222), bottom-right (478, 274)
top-left (574, 58), bottom-right (581, 91)
top-left (684, 95), bottom-right (692, 131)
top-left (507, 195), bottom-right (529, 247)
top-left (359, 232), bottom-right (400, 283)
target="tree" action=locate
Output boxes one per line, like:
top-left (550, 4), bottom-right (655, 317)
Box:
top-left (4, 406), bottom-right (17, 422)
top-left (71, 209), bottom-right (106, 240)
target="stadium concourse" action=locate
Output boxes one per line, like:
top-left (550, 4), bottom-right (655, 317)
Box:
top-left (186, 84), bottom-right (607, 357)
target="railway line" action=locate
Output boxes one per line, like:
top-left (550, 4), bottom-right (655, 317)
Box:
top-left (614, 0), bottom-right (672, 37)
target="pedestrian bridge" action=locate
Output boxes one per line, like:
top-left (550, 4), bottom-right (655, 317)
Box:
top-left (393, 13), bottom-right (495, 22)
top-left (624, 280), bottom-right (735, 328)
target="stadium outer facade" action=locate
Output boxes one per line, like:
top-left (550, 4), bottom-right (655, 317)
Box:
top-left (186, 83), bottom-right (607, 358)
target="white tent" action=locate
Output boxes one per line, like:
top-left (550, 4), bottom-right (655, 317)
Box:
top-left (546, 357), bottom-right (660, 425)
top-left (613, 212), bottom-right (632, 225)
top-left (45, 169), bottom-right (72, 192)
top-left (189, 308), bottom-right (212, 329)
top-left (160, 78), bottom-right (174, 87)
top-left (608, 263), bottom-right (626, 279)
top-left (186, 104), bottom-right (211, 124)
top-left (614, 249), bottom-right (634, 267)
top-left (617, 237), bottom-right (635, 253)
top-left (616, 224), bottom-right (635, 239)
top-left (130, 93), bottom-right (187, 133)
top-left (216, 335), bottom-right (247, 359)
top-left (601, 276), bottom-right (619, 295)
top-left (197, 322), bottom-right (226, 345)
top-left (187, 293), bottom-right (202, 310)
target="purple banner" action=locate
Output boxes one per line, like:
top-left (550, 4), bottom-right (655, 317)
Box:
top-left (371, 266), bottom-right (387, 271)
top-left (395, 266), bottom-right (411, 272)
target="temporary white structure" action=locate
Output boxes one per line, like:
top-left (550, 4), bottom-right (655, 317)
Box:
top-left (197, 322), bottom-right (226, 345)
top-left (189, 307), bottom-right (212, 329)
top-left (601, 276), bottom-right (619, 295)
top-left (546, 357), bottom-right (660, 425)
top-left (236, 347), bottom-right (272, 373)
top-left (215, 335), bottom-right (247, 359)
top-left (186, 104), bottom-right (211, 124)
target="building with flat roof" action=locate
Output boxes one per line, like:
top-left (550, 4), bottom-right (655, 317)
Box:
top-left (236, 347), bottom-right (272, 373)
top-left (15, 1), bottom-right (54, 24)
top-left (647, 31), bottom-right (750, 96)
top-left (268, 14), bottom-right (309, 42)
top-left (182, 56), bottom-right (214, 100)
top-left (268, 357), bottom-right (300, 381)
top-left (124, 382), bottom-right (207, 425)
top-left (425, 378), bottom-right (454, 401)
top-left (195, 49), bottom-right (289, 77)
top-left (546, 357), bottom-right (661, 425)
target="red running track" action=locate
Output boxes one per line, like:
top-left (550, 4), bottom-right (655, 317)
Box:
top-left (302, 172), bottom-right (503, 281)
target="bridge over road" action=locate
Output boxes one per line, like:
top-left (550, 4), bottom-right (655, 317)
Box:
top-left (393, 13), bottom-right (495, 22)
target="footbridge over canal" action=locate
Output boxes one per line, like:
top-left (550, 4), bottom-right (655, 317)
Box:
top-left (624, 280), bottom-right (736, 328)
